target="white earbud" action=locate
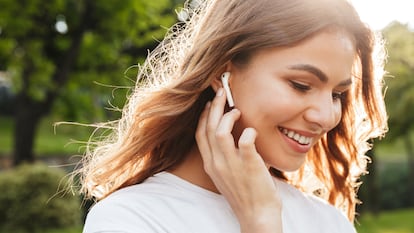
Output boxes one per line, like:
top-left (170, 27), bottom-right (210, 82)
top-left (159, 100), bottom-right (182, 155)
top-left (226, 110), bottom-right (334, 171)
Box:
top-left (221, 72), bottom-right (235, 107)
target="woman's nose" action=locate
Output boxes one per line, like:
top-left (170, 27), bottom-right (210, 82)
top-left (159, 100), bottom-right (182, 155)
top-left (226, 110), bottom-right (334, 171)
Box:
top-left (303, 95), bottom-right (341, 132)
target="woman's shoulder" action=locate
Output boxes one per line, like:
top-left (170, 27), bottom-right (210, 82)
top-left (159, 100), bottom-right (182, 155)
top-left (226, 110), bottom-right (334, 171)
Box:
top-left (275, 179), bottom-right (356, 233)
top-left (85, 171), bottom-right (216, 217)
top-left (82, 189), bottom-right (153, 233)
top-left (82, 176), bottom-right (167, 233)
top-left (276, 178), bottom-right (343, 213)
top-left (83, 172), bottom-right (234, 233)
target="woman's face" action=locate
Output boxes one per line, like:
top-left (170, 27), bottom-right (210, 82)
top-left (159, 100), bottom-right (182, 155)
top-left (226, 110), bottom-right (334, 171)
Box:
top-left (229, 30), bottom-right (356, 172)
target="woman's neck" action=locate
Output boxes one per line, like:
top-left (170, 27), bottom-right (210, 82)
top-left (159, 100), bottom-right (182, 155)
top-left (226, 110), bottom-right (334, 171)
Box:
top-left (168, 145), bottom-right (219, 193)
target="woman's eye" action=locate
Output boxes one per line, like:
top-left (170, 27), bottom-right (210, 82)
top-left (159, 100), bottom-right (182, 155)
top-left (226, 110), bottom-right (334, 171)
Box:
top-left (290, 81), bottom-right (311, 92)
top-left (332, 92), bottom-right (344, 100)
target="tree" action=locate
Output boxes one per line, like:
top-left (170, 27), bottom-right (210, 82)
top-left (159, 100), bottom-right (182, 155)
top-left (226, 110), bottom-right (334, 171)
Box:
top-left (0, 0), bottom-right (180, 165)
top-left (382, 22), bottom-right (414, 205)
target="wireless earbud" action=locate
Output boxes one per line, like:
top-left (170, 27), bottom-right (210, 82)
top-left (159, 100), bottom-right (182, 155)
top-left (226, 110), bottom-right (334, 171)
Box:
top-left (221, 72), bottom-right (235, 107)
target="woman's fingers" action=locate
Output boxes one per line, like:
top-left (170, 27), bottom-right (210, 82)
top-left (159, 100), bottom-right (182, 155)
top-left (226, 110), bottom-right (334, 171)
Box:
top-left (205, 88), bottom-right (227, 147)
top-left (215, 108), bottom-right (240, 158)
top-left (238, 128), bottom-right (261, 162)
top-left (197, 88), bottom-right (265, 173)
top-left (238, 127), bottom-right (258, 154)
top-left (197, 88), bottom-right (241, 171)
top-left (195, 101), bottom-right (213, 168)
top-left (196, 87), bottom-right (234, 173)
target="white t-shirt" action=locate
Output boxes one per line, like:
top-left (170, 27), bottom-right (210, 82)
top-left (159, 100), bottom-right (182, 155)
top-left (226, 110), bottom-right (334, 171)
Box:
top-left (83, 172), bottom-right (356, 233)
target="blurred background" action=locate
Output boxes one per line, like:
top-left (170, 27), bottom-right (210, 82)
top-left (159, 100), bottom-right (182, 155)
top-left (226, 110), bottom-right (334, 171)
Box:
top-left (0, 0), bottom-right (413, 232)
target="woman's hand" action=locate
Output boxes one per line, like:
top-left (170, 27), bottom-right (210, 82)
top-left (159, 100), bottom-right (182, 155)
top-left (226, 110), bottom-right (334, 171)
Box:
top-left (196, 88), bottom-right (283, 233)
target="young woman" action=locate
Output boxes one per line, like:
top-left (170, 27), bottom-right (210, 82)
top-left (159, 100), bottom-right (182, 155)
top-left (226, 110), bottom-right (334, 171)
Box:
top-left (80, 0), bottom-right (388, 232)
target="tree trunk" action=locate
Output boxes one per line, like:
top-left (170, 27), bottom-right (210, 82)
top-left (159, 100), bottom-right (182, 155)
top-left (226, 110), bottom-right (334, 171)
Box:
top-left (12, 96), bottom-right (43, 165)
top-left (11, 1), bottom-right (91, 166)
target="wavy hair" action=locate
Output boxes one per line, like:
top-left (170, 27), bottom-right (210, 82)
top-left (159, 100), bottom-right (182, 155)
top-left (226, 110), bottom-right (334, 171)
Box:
top-left (77, 0), bottom-right (387, 221)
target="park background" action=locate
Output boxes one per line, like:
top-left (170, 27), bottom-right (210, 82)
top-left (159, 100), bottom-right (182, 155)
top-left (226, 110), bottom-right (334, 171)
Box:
top-left (0, 0), bottom-right (413, 232)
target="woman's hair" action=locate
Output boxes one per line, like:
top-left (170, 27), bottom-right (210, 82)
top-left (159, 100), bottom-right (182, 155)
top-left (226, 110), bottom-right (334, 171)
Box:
top-left (77, 0), bottom-right (387, 221)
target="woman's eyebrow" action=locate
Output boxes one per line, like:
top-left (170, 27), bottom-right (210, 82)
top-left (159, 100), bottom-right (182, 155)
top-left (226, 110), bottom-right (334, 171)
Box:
top-left (338, 78), bottom-right (352, 87)
top-left (287, 63), bottom-right (328, 83)
top-left (287, 63), bottom-right (352, 86)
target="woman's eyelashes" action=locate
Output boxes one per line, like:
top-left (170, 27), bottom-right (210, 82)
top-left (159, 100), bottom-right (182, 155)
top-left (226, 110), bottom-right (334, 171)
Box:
top-left (332, 92), bottom-right (344, 101)
top-left (289, 80), bottom-right (346, 101)
top-left (290, 81), bottom-right (311, 92)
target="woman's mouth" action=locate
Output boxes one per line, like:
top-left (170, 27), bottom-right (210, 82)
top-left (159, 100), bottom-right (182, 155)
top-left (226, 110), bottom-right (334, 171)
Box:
top-left (278, 127), bottom-right (312, 145)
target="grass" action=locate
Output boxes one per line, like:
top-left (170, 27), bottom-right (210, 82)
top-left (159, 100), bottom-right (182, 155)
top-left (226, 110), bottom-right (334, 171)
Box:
top-left (42, 226), bottom-right (83, 233)
top-left (0, 116), bottom-right (13, 154)
top-left (0, 116), bottom-right (94, 156)
top-left (375, 138), bottom-right (408, 162)
top-left (356, 208), bottom-right (414, 233)
top-left (34, 118), bottom-right (94, 156)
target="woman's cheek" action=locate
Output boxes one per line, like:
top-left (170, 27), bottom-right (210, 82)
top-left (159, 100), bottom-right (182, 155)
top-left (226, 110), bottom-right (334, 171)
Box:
top-left (333, 104), bottom-right (342, 128)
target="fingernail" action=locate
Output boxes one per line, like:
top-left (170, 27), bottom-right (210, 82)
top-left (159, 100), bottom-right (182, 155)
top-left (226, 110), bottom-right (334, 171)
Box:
top-left (205, 101), bottom-right (211, 108)
top-left (216, 88), bottom-right (223, 96)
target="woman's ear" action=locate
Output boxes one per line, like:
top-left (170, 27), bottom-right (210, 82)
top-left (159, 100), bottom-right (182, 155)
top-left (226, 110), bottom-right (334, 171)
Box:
top-left (211, 72), bottom-right (235, 107)
top-left (211, 72), bottom-right (231, 92)
top-left (211, 64), bottom-right (233, 92)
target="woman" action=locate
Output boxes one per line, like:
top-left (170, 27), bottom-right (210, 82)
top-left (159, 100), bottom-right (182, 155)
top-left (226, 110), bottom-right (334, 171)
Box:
top-left (80, 0), bottom-right (387, 232)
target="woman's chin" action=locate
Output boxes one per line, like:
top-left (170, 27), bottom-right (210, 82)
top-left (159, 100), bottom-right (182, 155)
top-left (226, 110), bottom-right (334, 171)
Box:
top-left (266, 158), bottom-right (306, 173)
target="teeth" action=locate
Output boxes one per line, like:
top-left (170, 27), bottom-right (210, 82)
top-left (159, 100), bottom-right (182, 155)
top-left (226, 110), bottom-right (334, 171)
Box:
top-left (293, 134), bottom-right (300, 141)
top-left (280, 127), bottom-right (312, 145)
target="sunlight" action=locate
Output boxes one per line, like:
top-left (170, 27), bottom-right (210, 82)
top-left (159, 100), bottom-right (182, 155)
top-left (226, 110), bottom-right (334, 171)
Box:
top-left (350, 0), bottom-right (414, 30)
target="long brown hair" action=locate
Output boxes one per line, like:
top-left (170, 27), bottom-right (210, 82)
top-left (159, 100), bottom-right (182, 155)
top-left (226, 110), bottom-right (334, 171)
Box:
top-left (77, 0), bottom-right (387, 221)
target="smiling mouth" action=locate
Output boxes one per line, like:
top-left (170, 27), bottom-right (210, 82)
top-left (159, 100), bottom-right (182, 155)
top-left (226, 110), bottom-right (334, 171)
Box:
top-left (278, 127), bottom-right (312, 145)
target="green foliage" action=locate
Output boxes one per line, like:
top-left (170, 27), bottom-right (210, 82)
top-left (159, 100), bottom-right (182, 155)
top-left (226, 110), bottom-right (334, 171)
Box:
top-left (0, 0), bottom-right (63, 99)
top-left (0, 0), bottom-right (181, 120)
top-left (50, 0), bottom-right (179, 122)
top-left (358, 161), bottom-right (411, 212)
top-left (0, 0), bottom-right (184, 163)
top-left (378, 163), bottom-right (410, 210)
top-left (0, 163), bottom-right (81, 233)
top-left (356, 208), bottom-right (414, 233)
top-left (382, 22), bottom-right (414, 139)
